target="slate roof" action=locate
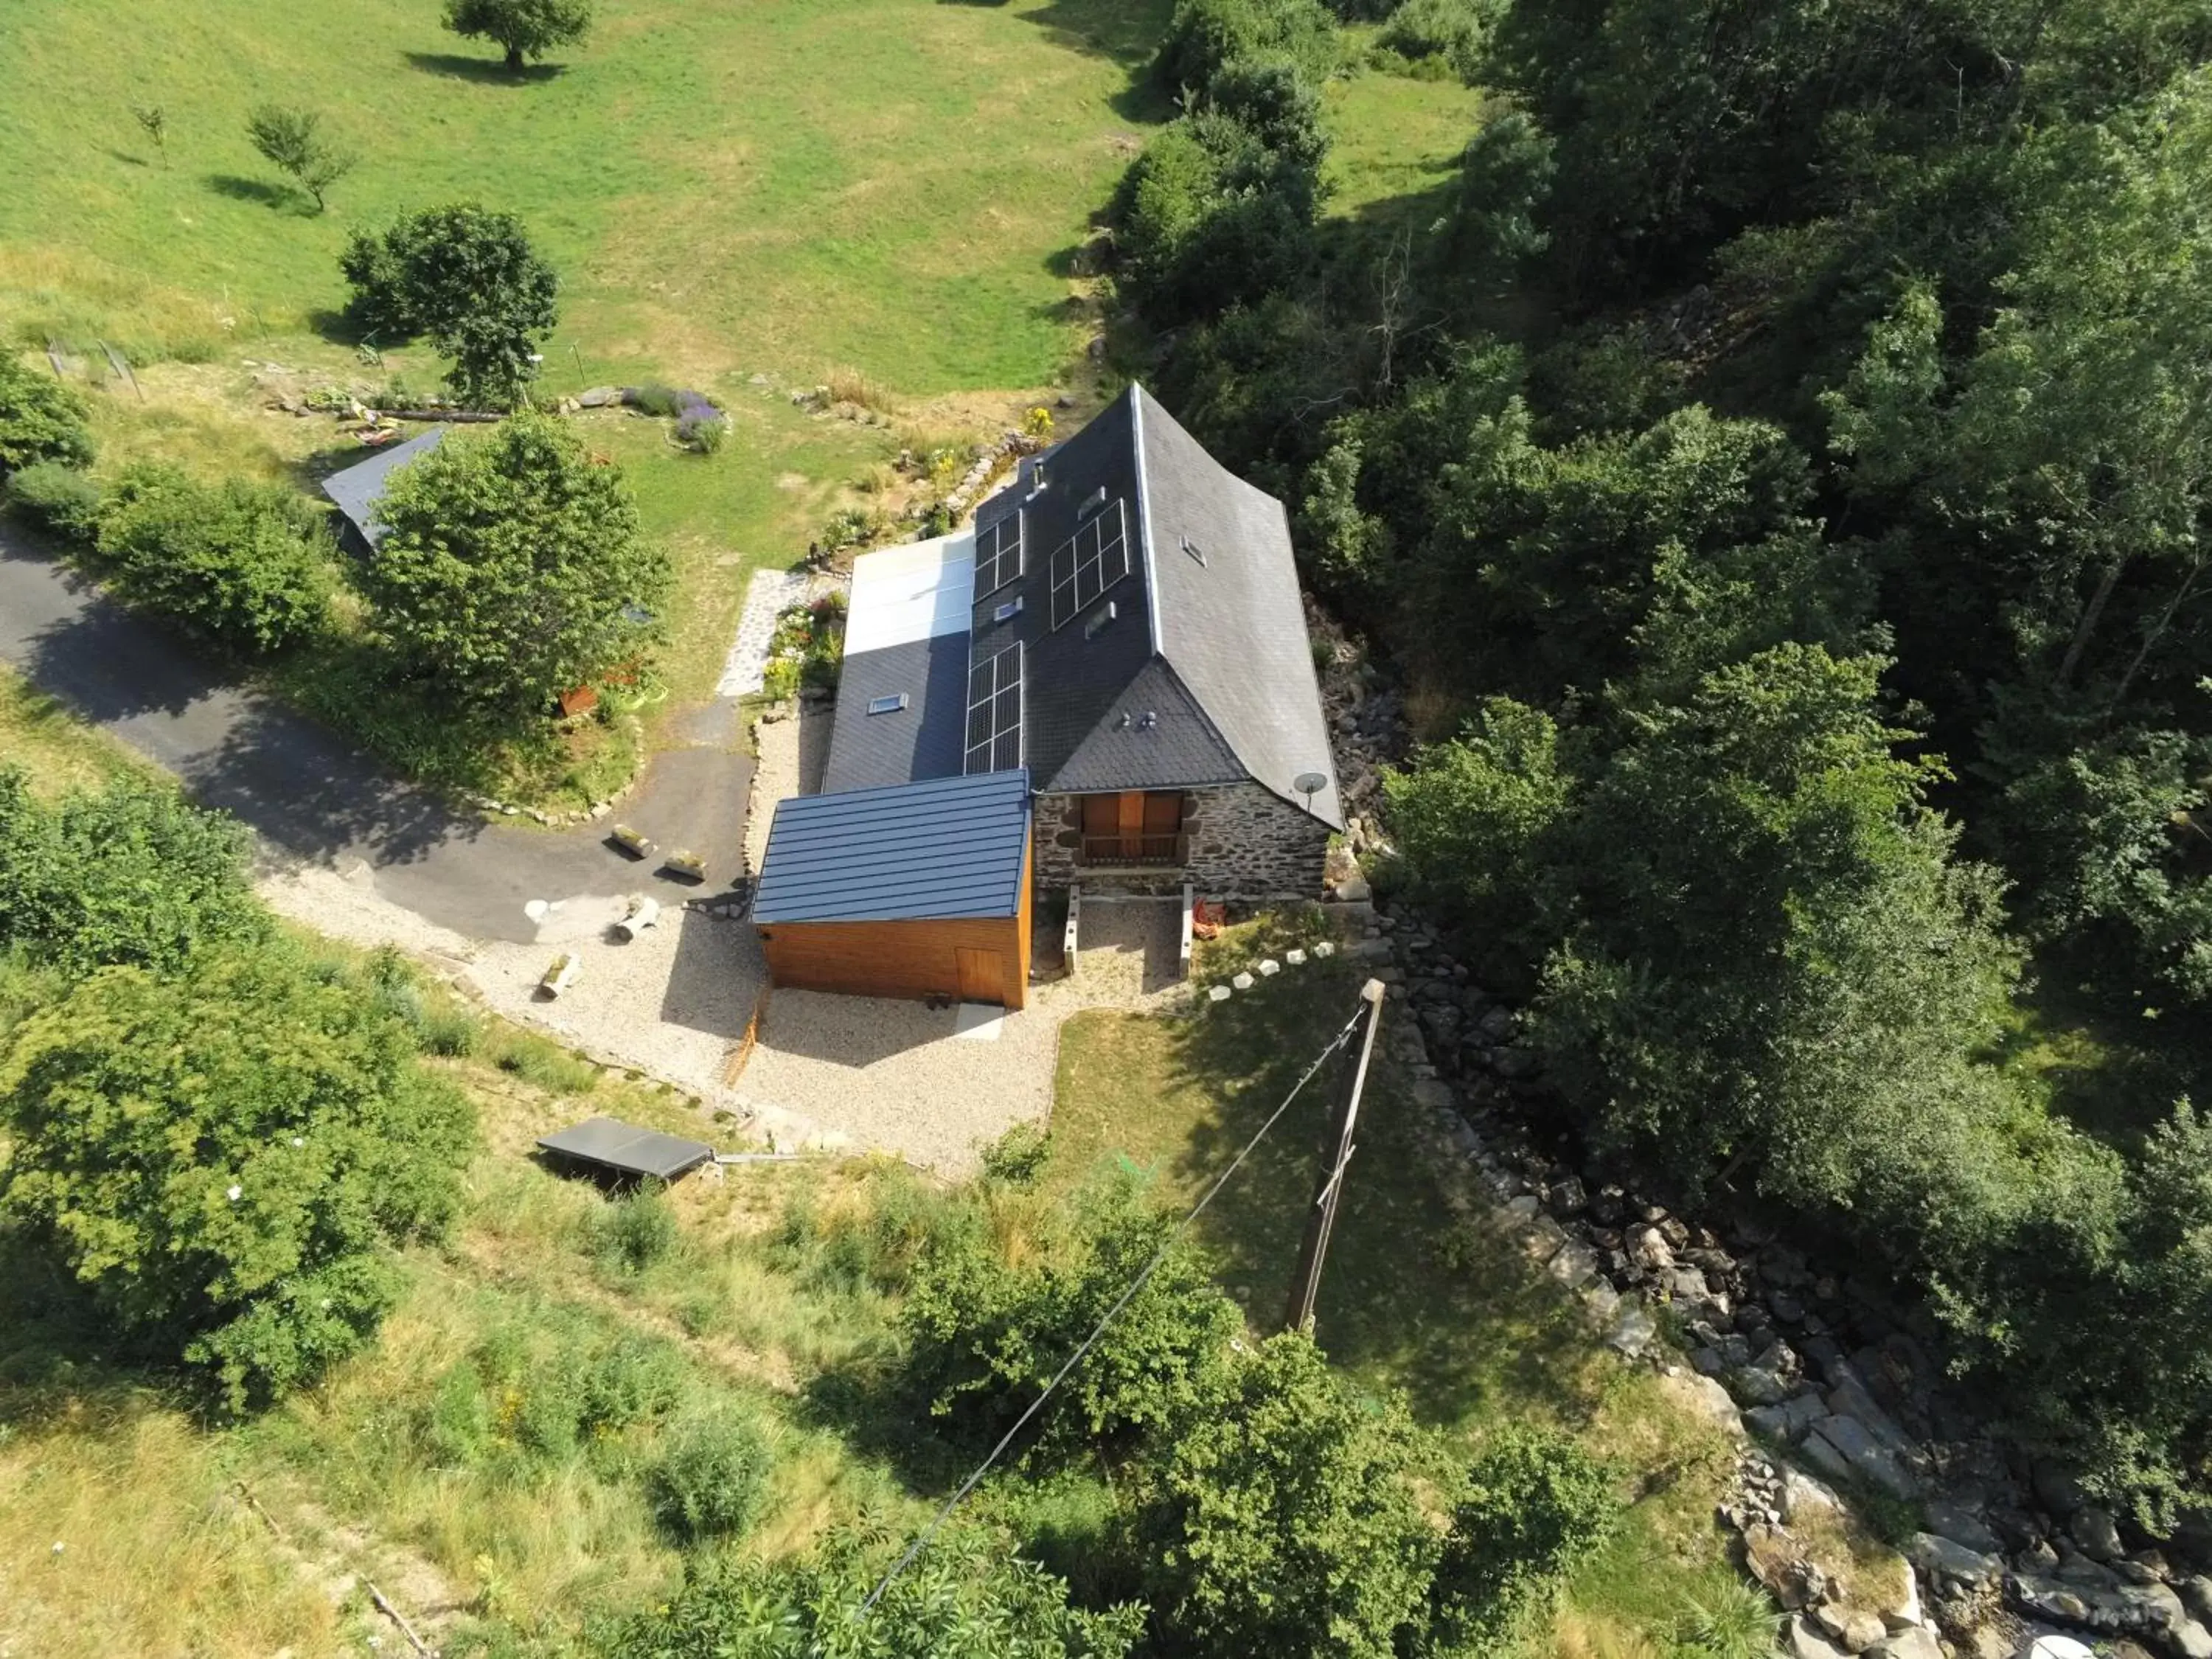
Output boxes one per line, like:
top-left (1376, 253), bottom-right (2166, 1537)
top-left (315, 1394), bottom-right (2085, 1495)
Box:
top-left (824, 536), bottom-right (978, 794)
top-left (752, 768), bottom-right (1031, 924)
top-left (537, 1116), bottom-right (715, 1181)
top-left (319, 425), bottom-right (448, 551)
top-left (964, 386), bottom-right (1342, 828)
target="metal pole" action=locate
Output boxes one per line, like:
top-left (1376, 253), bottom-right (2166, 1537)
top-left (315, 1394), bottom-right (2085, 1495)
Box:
top-left (1284, 976), bottom-right (1387, 1333)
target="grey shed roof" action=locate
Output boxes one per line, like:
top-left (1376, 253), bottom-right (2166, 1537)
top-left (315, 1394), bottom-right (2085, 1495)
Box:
top-left (753, 768), bottom-right (1031, 924)
top-left (965, 386), bottom-right (1342, 828)
top-left (537, 1116), bottom-right (715, 1181)
top-left (319, 425), bottom-right (448, 550)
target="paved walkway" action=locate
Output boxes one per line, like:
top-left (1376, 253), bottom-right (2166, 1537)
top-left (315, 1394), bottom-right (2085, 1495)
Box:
top-left (0, 526), bottom-right (752, 945)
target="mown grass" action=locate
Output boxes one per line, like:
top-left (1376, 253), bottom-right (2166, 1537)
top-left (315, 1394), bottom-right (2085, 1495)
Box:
top-left (0, 663), bottom-right (153, 796)
top-left (1049, 917), bottom-right (1751, 1658)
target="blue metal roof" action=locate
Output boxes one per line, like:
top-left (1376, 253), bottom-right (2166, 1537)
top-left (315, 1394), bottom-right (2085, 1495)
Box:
top-left (752, 768), bottom-right (1031, 924)
top-left (319, 426), bottom-right (448, 549)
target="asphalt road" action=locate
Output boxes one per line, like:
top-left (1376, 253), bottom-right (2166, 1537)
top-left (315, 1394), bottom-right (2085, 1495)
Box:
top-left (0, 526), bottom-right (753, 943)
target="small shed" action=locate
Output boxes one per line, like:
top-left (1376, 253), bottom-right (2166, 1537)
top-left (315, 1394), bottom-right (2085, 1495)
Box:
top-left (753, 768), bottom-right (1033, 1009)
top-left (536, 1115), bottom-right (715, 1184)
top-left (319, 425), bottom-right (448, 559)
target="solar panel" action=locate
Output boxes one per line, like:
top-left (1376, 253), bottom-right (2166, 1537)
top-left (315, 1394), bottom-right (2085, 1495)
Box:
top-left (964, 641), bottom-right (1024, 774)
top-left (1048, 497), bottom-right (1130, 630)
top-left (974, 510), bottom-right (1023, 600)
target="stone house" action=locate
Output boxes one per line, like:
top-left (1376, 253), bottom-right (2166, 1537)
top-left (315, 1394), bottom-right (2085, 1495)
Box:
top-left (809, 384), bottom-right (1342, 902)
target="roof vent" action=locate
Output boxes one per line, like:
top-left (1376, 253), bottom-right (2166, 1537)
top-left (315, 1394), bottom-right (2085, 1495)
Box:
top-left (1138, 711), bottom-right (1158, 731)
top-left (1182, 535), bottom-right (1206, 567)
top-left (866, 693), bottom-right (910, 716)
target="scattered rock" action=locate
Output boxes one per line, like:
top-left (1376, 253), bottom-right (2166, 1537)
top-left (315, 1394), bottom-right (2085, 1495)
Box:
top-left (1787, 1615), bottom-right (1851, 1659)
top-left (1812, 1602), bottom-right (1888, 1653)
top-left (1909, 1532), bottom-right (2004, 1590)
top-left (1865, 1630), bottom-right (1942, 1659)
top-left (2070, 1506), bottom-right (2124, 1564)
top-left (1607, 1304), bottom-right (1657, 1358)
top-left (1924, 1500), bottom-right (2006, 1557)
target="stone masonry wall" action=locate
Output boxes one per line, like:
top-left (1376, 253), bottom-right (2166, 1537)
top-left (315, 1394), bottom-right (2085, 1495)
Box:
top-left (1032, 782), bottom-right (1330, 899)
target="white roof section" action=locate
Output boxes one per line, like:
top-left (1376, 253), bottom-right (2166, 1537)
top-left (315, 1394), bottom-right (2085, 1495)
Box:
top-left (844, 532), bottom-right (976, 656)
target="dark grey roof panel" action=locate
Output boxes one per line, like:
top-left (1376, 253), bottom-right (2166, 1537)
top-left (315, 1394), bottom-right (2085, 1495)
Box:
top-left (1045, 658), bottom-right (1245, 793)
top-left (538, 1116), bottom-right (715, 1180)
top-left (823, 635), bottom-right (969, 793)
top-left (319, 426), bottom-right (448, 549)
top-left (753, 768), bottom-right (1031, 924)
top-left (1136, 389), bottom-right (1343, 829)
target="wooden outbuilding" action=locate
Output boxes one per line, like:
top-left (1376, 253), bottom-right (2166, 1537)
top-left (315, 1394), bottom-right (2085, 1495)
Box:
top-left (752, 769), bottom-right (1033, 1009)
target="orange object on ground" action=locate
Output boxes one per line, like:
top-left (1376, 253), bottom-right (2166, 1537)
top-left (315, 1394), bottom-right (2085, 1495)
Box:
top-left (1192, 900), bottom-right (1227, 939)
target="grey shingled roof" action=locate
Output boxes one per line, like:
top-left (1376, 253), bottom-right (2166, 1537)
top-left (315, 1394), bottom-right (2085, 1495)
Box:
top-left (537, 1116), bottom-right (715, 1181)
top-left (822, 635), bottom-right (969, 794)
top-left (319, 426), bottom-right (448, 549)
top-left (752, 768), bottom-right (1031, 924)
top-left (964, 388), bottom-right (1342, 827)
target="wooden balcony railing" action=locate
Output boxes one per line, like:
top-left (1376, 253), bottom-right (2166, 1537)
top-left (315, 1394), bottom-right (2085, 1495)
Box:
top-left (1079, 833), bottom-right (1186, 868)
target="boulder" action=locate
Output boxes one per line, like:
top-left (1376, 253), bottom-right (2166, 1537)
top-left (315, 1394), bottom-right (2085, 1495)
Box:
top-left (2183, 1579), bottom-right (2212, 1626)
top-left (1787, 1615), bottom-right (1851, 1659)
top-left (1628, 1225), bottom-right (1675, 1271)
top-left (1825, 1374), bottom-right (1918, 1457)
top-left (1865, 1630), bottom-right (1943, 1659)
top-left (1747, 1393), bottom-right (1829, 1444)
top-left (1672, 1371), bottom-right (1747, 1439)
top-left (1924, 1499), bottom-right (2007, 1557)
top-left (2024, 1640), bottom-right (2096, 1659)
top-left (1910, 1532), bottom-right (2006, 1590)
top-left (2070, 1506), bottom-right (2124, 1564)
top-left (1745, 1522), bottom-right (1827, 1609)
top-left (1781, 1469), bottom-right (1843, 1524)
top-left (1548, 1241), bottom-right (1601, 1290)
top-left (1812, 1602), bottom-right (1889, 1652)
top-left (1806, 1414), bottom-right (1923, 1500)
top-left (1607, 1304), bottom-right (1657, 1358)
top-left (1729, 1366), bottom-right (1794, 1408)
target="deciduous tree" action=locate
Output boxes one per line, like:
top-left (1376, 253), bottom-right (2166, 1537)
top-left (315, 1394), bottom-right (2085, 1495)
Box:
top-left (356, 411), bottom-right (667, 717)
top-left (442, 0), bottom-right (593, 72)
top-left (340, 204), bottom-right (559, 407)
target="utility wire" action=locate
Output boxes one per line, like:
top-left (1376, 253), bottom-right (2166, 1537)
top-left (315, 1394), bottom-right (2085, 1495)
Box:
top-left (858, 994), bottom-right (1371, 1617)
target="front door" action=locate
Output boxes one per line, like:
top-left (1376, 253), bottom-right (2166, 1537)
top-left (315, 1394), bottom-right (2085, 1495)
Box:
top-left (955, 947), bottom-right (1004, 1005)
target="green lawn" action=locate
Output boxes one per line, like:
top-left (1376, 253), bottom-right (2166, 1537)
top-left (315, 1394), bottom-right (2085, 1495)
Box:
top-left (1049, 917), bottom-right (1753, 1659)
top-left (0, 0), bottom-right (1169, 392)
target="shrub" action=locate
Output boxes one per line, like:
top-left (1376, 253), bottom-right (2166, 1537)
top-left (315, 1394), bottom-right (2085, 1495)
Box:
top-left (647, 1406), bottom-right (773, 1542)
top-left (0, 945), bottom-right (476, 1409)
top-left (596, 1182), bottom-right (680, 1272)
top-left (979, 1121), bottom-right (1051, 1186)
top-left (599, 1523), bottom-right (1144, 1658)
top-left (358, 411), bottom-right (668, 717)
top-left (1422, 1426), bottom-right (1621, 1649)
top-left (4, 460), bottom-right (102, 540)
top-left (0, 354), bottom-right (95, 480)
top-left (0, 768), bottom-right (269, 977)
top-left (629, 383), bottom-right (683, 418)
top-left (901, 1174), bottom-right (1238, 1453)
top-left (244, 104), bottom-right (352, 212)
top-left (1377, 0), bottom-right (1496, 80)
top-left (1156, 0), bottom-right (1340, 97)
top-left (94, 464), bottom-right (332, 655)
top-left (1130, 1330), bottom-right (1437, 1659)
top-left (674, 409), bottom-right (727, 454)
top-left (580, 1332), bottom-right (687, 1433)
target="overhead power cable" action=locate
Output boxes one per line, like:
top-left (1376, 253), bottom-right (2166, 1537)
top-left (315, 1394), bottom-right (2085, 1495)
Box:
top-left (858, 993), bottom-right (1371, 1617)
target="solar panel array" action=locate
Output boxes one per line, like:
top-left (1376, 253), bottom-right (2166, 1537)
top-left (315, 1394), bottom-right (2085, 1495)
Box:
top-left (1048, 497), bottom-right (1130, 630)
top-left (964, 641), bottom-right (1024, 774)
top-left (974, 510), bottom-right (1023, 600)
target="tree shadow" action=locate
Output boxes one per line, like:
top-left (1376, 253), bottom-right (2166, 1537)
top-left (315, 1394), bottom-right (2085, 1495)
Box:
top-left (942, 0), bottom-right (1178, 121)
top-left (206, 173), bottom-right (310, 215)
top-left (403, 50), bottom-right (568, 85)
top-left (108, 147), bottom-right (150, 168)
top-left (1114, 958), bottom-right (1613, 1430)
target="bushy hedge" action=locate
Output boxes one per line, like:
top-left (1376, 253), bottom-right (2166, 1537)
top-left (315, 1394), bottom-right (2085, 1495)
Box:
top-left (94, 463), bottom-right (333, 655)
top-left (0, 354), bottom-right (95, 481)
top-left (1157, 0), bottom-right (1340, 95)
top-left (0, 768), bottom-right (270, 978)
top-left (3, 459), bottom-right (103, 538)
top-left (0, 946), bottom-right (476, 1408)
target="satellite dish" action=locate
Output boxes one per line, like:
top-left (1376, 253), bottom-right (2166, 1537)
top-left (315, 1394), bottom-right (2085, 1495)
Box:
top-left (1293, 771), bottom-right (1329, 811)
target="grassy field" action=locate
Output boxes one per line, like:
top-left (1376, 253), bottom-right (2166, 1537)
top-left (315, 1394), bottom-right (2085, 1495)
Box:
top-left (1051, 917), bottom-right (1754, 1659)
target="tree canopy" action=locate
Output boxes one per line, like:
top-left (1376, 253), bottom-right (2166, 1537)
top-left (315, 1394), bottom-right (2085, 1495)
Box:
top-left (353, 411), bottom-right (668, 718)
top-left (442, 0), bottom-right (593, 71)
top-left (340, 204), bottom-right (559, 408)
